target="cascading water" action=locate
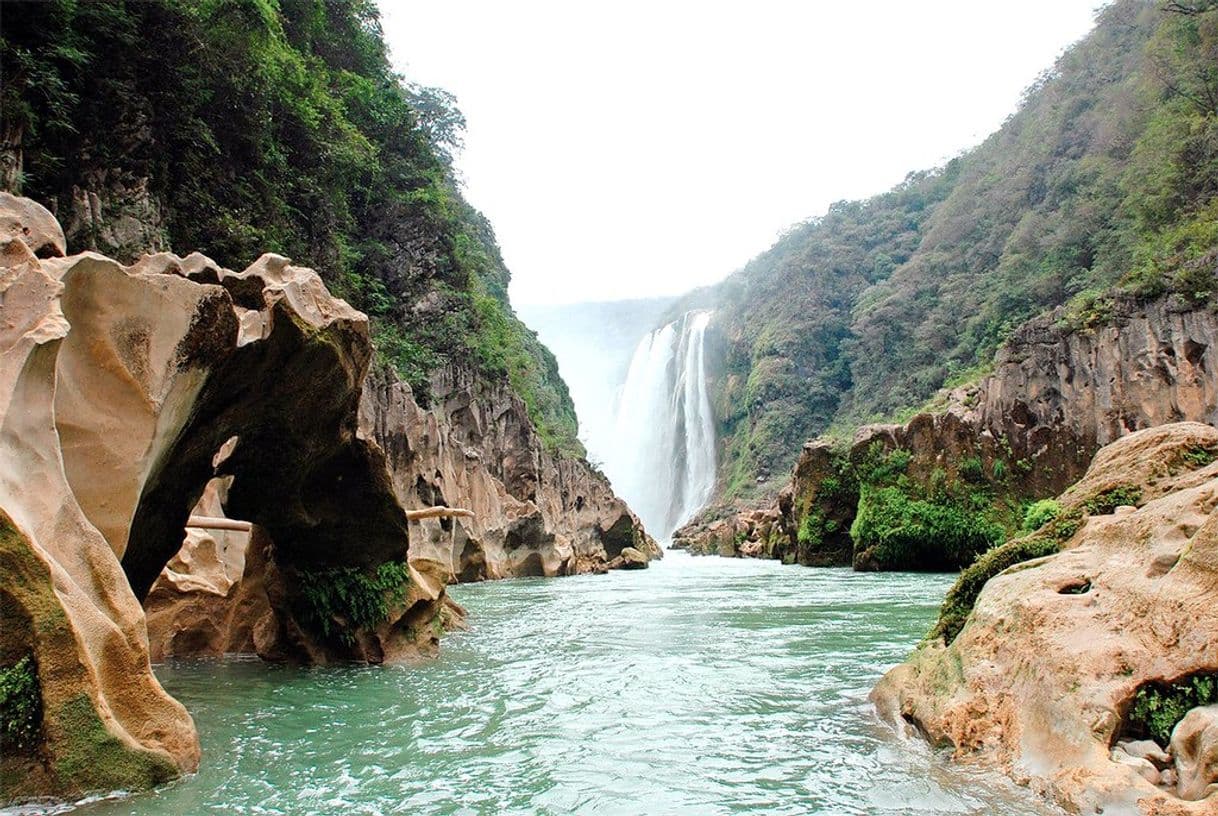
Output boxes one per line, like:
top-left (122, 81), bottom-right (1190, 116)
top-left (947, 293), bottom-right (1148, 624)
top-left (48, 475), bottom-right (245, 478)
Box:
top-left (606, 310), bottom-right (716, 540)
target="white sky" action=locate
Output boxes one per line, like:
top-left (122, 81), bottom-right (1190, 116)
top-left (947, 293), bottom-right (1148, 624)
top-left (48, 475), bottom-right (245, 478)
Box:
top-left (378, 1), bottom-right (1103, 306)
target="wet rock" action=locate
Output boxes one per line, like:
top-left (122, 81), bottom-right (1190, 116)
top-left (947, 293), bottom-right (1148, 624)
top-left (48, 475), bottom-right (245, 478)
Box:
top-left (608, 546), bottom-right (649, 570)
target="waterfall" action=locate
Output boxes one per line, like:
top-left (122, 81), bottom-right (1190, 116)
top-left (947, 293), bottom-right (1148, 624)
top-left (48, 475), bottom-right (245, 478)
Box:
top-left (606, 310), bottom-right (716, 540)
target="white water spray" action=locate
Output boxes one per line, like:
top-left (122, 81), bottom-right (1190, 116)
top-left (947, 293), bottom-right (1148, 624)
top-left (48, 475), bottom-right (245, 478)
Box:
top-left (606, 310), bottom-right (716, 539)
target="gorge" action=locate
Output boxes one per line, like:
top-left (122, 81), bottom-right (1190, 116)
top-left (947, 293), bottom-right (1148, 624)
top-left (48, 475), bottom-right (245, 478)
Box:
top-left (2, 0), bottom-right (1218, 815)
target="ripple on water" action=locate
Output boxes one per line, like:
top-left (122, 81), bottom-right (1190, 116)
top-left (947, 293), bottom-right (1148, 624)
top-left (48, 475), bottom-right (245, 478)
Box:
top-left (21, 552), bottom-right (1063, 816)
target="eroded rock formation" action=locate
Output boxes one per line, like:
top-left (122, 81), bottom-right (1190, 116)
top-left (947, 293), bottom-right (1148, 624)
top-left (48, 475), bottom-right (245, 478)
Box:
top-left (872, 423), bottom-right (1218, 815)
top-left (675, 296), bottom-right (1218, 568)
top-left (0, 195), bottom-right (461, 802)
top-left (0, 203), bottom-right (197, 800)
top-left (361, 366), bottom-right (660, 582)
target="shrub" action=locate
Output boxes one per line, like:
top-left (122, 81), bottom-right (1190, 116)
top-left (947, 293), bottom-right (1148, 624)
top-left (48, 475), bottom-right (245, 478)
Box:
top-left (1180, 445), bottom-right (1217, 470)
top-left (296, 560), bottom-right (411, 644)
top-left (856, 444), bottom-right (912, 487)
top-left (850, 485), bottom-right (1005, 570)
top-left (1126, 673), bottom-right (1218, 745)
top-left (1021, 499), bottom-right (1062, 531)
top-left (0, 654), bottom-right (42, 754)
top-left (1083, 485), bottom-right (1143, 515)
top-left (991, 458), bottom-right (1008, 482)
top-left (930, 507), bottom-right (1084, 643)
top-left (958, 456), bottom-right (986, 484)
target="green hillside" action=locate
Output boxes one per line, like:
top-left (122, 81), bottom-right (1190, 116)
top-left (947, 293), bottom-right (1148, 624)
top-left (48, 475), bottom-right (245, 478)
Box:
top-left (0, 0), bottom-right (581, 454)
top-left (704, 0), bottom-right (1217, 500)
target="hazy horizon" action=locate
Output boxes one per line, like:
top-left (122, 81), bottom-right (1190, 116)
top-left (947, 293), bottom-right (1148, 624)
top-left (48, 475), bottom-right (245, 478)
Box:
top-left (379, 1), bottom-right (1101, 306)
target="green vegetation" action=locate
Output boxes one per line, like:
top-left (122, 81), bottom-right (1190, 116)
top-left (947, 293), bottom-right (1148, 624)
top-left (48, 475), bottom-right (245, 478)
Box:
top-left (1126, 673), bottom-right (1218, 745)
top-left (850, 485), bottom-right (1005, 570)
top-left (296, 560), bottom-right (411, 644)
top-left (0, 655), bottom-right (40, 754)
top-left (930, 508), bottom-right (1085, 644)
top-left (1021, 499), bottom-right (1063, 531)
top-left (696, 0), bottom-right (1218, 498)
top-left (1178, 444), bottom-right (1218, 470)
top-left (1083, 485), bottom-right (1143, 514)
top-left (52, 694), bottom-right (176, 792)
top-left (0, 0), bottom-right (581, 453)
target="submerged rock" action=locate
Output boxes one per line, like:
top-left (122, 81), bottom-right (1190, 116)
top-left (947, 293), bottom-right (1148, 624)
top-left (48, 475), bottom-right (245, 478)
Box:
top-left (871, 423), bottom-right (1218, 815)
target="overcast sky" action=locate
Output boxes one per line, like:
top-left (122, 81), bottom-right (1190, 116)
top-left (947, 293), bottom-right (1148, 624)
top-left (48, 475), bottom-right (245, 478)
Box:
top-left (378, 1), bottom-right (1102, 306)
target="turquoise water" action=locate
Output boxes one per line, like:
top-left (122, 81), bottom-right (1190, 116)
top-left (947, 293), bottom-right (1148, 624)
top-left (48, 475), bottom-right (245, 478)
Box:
top-left (49, 553), bottom-right (1058, 815)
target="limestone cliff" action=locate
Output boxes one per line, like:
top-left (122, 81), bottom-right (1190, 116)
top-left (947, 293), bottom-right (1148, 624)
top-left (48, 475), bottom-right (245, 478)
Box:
top-left (361, 368), bottom-right (660, 582)
top-left (872, 423), bottom-right (1218, 815)
top-left (675, 295), bottom-right (1218, 568)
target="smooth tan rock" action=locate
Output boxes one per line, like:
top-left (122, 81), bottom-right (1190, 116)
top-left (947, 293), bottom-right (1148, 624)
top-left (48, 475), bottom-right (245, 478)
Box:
top-left (0, 191), bottom-right (65, 257)
top-left (872, 424), bottom-right (1218, 815)
top-left (0, 196), bottom-right (465, 800)
top-left (0, 242), bottom-right (198, 801)
top-left (1171, 706), bottom-right (1218, 801)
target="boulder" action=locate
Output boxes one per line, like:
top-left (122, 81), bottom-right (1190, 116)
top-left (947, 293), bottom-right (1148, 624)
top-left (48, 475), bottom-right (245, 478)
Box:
top-left (1171, 706), bottom-right (1218, 801)
top-left (872, 424), bottom-right (1218, 815)
top-left (609, 546), bottom-right (649, 570)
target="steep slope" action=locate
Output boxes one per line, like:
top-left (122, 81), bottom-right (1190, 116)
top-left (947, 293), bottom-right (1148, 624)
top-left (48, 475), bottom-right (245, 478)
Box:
top-left (0, 0), bottom-right (579, 455)
top-left (0, 0), bottom-right (653, 581)
top-left (694, 0), bottom-right (1218, 503)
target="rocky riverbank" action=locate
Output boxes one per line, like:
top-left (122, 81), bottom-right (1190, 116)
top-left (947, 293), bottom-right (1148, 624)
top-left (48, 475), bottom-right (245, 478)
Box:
top-left (872, 423), bottom-right (1218, 814)
top-left (674, 294), bottom-right (1218, 571)
top-left (0, 194), bottom-right (655, 803)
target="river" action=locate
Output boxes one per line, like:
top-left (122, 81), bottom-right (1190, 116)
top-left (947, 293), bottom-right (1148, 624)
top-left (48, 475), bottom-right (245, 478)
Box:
top-left (52, 553), bottom-right (1058, 815)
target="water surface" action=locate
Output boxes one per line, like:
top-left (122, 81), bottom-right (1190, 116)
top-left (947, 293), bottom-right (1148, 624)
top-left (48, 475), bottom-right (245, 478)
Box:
top-left (63, 553), bottom-right (1059, 815)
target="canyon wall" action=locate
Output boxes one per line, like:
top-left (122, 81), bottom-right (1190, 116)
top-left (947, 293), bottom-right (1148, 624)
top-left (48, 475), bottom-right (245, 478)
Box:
top-left (675, 295), bottom-right (1218, 568)
top-left (0, 194), bottom-right (648, 803)
top-left (361, 369), bottom-right (658, 583)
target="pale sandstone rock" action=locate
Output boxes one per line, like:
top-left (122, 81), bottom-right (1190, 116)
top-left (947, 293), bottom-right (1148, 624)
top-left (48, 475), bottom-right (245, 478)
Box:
top-left (0, 222), bottom-right (198, 800)
top-left (872, 424), bottom-right (1218, 815)
top-left (0, 190), bottom-right (66, 257)
top-left (1119, 739), bottom-right (1174, 769)
top-left (1171, 706), bottom-right (1218, 802)
top-left (0, 196), bottom-right (460, 800)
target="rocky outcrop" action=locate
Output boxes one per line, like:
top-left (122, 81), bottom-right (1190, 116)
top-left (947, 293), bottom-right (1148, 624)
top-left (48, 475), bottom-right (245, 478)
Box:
top-left (872, 424), bottom-right (1218, 815)
top-left (0, 195), bottom-right (456, 802)
top-left (0, 205), bottom-right (197, 801)
top-left (677, 296), bottom-right (1218, 569)
top-left (361, 367), bottom-right (660, 583)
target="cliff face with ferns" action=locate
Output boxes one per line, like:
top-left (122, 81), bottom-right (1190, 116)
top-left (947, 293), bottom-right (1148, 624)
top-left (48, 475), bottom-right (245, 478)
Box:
top-left (675, 293), bottom-right (1218, 568)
